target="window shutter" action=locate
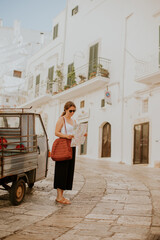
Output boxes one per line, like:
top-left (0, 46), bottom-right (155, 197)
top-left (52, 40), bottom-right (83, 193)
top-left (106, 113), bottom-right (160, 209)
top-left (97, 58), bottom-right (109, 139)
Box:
top-left (47, 66), bottom-right (54, 92)
top-left (67, 63), bottom-right (74, 86)
top-left (53, 24), bottom-right (58, 40)
top-left (35, 74), bottom-right (40, 97)
top-left (48, 66), bottom-right (54, 81)
top-left (36, 74), bottom-right (40, 85)
top-left (159, 26), bottom-right (160, 67)
top-left (88, 43), bottom-right (98, 77)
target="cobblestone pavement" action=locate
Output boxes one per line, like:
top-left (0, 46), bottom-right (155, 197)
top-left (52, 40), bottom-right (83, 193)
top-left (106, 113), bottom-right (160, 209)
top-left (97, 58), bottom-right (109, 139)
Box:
top-left (1, 157), bottom-right (160, 240)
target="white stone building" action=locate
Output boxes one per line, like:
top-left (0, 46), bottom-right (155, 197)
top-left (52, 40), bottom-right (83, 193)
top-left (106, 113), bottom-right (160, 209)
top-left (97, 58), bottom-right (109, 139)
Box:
top-left (23, 0), bottom-right (160, 167)
top-left (0, 19), bottom-right (51, 107)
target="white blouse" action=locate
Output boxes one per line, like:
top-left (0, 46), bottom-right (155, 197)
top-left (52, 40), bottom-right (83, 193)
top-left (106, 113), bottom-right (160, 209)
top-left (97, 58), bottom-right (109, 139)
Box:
top-left (61, 117), bottom-right (75, 135)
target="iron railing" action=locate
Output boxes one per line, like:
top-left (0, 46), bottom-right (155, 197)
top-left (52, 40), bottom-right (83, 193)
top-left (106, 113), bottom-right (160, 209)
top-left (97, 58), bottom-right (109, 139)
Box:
top-left (29, 57), bottom-right (111, 99)
top-left (135, 55), bottom-right (159, 79)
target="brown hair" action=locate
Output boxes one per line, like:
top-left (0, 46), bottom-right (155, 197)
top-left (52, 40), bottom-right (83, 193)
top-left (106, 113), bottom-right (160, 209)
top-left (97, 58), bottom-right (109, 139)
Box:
top-left (61, 101), bottom-right (76, 116)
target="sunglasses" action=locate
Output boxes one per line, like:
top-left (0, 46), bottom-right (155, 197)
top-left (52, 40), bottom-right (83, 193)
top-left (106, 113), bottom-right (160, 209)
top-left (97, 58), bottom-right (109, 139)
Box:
top-left (69, 110), bottom-right (76, 113)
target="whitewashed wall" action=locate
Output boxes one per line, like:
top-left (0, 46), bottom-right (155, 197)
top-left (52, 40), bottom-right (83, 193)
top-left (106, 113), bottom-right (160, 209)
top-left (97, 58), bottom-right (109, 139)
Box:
top-left (22, 0), bottom-right (160, 167)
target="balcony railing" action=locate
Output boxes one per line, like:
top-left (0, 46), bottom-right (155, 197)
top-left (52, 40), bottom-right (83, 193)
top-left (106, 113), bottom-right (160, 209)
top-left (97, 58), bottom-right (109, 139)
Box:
top-left (63, 57), bottom-right (110, 90)
top-left (27, 57), bottom-right (111, 101)
top-left (135, 55), bottom-right (159, 79)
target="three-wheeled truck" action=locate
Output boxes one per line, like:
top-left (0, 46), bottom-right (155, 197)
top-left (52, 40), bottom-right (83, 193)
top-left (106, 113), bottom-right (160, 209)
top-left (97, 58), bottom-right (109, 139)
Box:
top-left (0, 108), bottom-right (49, 205)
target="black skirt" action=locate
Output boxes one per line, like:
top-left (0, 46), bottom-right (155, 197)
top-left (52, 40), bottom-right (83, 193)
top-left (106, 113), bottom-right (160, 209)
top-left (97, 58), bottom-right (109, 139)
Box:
top-left (54, 147), bottom-right (76, 190)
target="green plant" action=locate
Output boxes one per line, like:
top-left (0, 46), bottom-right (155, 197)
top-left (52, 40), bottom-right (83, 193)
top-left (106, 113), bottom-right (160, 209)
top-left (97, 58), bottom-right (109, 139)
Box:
top-left (54, 64), bottom-right (64, 91)
top-left (79, 74), bottom-right (86, 82)
top-left (64, 85), bottom-right (70, 90)
top-left (89, 71), bottom-right (96, 79)
top-left (94, 63), bottom-right (109, 78)
top-left (67, 65), bottom-right (76, 86)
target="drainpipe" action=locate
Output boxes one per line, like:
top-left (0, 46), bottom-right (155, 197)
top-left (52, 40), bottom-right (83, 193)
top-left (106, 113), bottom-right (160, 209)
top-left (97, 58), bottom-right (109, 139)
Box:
top-left (62, 0), bottom-right (69, 64)
top-left (121, 13), bottom-right (133, 163)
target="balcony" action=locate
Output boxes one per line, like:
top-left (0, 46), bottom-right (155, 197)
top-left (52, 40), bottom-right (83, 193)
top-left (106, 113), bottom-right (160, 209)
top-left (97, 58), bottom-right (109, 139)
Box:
top-left (24, 57), bottom-right (111, 107)
top-left (52, 57), bottom-right (111, 100)
top-left (135, 55), bottom-right (160, 84)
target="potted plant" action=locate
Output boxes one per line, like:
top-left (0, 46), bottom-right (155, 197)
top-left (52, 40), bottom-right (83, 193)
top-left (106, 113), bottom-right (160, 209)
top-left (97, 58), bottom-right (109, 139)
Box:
top-left (97, 64), bottom-right (109, 78)
top-left (89, 71), bottom-right (97, 79)
top-left (67, 65), bottom-right (76, 87)
top-left (64, 85), bottom-right (70, 90)
top-left (54, 64), bottom-right (64, 92)
top-left (79, 74), bottom-right (86, 83)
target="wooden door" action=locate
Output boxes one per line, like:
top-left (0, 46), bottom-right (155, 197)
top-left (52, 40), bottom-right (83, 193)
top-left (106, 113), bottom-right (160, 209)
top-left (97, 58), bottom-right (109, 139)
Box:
top-left (133, 122), bottom-right (149, 164)
top-left (101, 122), bottom-right (111, 157)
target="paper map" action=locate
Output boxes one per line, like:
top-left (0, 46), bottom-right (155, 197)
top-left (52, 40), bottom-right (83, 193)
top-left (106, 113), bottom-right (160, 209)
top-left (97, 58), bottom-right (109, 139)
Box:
top-left (71, 123), bottom-right (88, 147)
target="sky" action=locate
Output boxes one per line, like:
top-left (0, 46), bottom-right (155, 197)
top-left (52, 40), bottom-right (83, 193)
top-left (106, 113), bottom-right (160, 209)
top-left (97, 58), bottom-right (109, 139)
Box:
top-left (0, 0), bottom-right (66, 32)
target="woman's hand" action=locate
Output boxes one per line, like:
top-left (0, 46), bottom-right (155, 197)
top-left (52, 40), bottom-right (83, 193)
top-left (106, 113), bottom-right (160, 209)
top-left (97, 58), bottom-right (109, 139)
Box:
top-left (66, 135), bottom-right (74, 139)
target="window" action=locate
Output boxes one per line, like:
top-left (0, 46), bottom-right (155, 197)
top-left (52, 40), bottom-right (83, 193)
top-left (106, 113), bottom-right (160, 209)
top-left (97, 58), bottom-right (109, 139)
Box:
top-left (47, 66), bottom-right (54, 93)
top-left (13, 70), bottom-right (22, 78)
top-left (159, 26), bottom-right (160, 67)
top-left (80, 122), bottom-right (88, 155)
top-left (88, 43), bottom-right (98, 78)
top-left (67, 63), bottom-right (75, 86)
top-left (35, 116), bottom-right (45, 137)
top-left (72, 6), bottom-right (78, 16)
top-left (28, 76), bottom-right (33, 90)
top-left (80, 100), bottom-right (85, 108)
top-left (0, 116), bottom-right (20, 128)
top-left (101, 99), bottom-right (105, 108)
top-left (53, 24), bottom-right (58, 40)
top-left (35, 74), bottom-right (40, 97)
top-left (142, 99), bottom-right (148, 113)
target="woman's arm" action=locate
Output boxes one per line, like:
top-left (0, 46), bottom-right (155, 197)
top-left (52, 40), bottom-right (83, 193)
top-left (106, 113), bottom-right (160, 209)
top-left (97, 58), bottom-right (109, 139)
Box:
top-left (55, 117), bottom-right (74, 139)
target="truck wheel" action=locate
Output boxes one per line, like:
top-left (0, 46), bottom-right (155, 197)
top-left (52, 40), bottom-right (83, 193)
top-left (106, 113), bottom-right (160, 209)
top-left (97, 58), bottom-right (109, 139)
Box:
top-left (10, 179), bottom-right (26, 205)
top-left (28, 183), bottom-right (34, 188)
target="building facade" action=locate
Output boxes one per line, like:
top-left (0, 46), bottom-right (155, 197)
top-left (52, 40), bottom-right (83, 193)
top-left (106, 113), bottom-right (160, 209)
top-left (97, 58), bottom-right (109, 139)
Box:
top-left (22, 0), bottom-right (160, 167)
top-left (0, 19), bottom-right (51, 107)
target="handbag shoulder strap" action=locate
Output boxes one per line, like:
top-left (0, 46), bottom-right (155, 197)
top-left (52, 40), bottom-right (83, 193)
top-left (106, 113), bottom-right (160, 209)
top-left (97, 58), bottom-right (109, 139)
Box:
top-left (63, 117), bottom-right (67, 134)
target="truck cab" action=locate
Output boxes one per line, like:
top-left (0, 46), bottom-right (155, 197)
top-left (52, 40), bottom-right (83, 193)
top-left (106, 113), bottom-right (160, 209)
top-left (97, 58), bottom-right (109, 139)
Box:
top-left (0, 108), bottom-right (49, 205)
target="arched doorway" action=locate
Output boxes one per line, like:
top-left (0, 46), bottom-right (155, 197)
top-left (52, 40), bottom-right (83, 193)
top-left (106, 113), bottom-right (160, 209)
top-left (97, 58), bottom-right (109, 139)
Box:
top-left (101, 122), bottom-right (111, 157)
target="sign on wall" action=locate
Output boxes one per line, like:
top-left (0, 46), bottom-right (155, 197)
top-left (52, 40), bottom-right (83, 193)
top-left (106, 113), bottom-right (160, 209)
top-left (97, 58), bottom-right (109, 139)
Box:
top-left (104, 90), bottom-right (112, 105)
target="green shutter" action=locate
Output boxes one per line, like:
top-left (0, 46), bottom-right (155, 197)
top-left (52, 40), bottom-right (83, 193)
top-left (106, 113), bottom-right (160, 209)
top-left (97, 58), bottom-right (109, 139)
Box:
top-left (35, 75), bottom-right (40, 97)
top-left (53, 24), bottom-right (58, 40)
top-left (67, 63), bottom-right (74, 86)
top-left (48, 66), bottom-right (54, 81)
top-left (47, 66), bottom-right (54, 92)
top-left (159, 26), bottom-right (160, 67)
top-left (88, 43), bottom-right (98, 77)
top-left (36, 74), bottom-right (40, 85)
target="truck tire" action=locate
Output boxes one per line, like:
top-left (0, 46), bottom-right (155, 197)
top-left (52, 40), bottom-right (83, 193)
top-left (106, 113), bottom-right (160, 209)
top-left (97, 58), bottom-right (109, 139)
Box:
top-left (10, 179), bottom-right (26, 205)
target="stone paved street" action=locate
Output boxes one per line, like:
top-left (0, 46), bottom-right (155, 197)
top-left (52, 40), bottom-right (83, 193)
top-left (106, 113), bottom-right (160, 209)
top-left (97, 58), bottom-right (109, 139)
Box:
top-left (1, 157), bottom-right (160, 240)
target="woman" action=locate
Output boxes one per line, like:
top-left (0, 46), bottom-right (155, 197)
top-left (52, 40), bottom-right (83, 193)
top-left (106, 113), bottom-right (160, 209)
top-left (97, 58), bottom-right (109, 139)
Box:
top-left (54, 101), bottom-right (76, 204)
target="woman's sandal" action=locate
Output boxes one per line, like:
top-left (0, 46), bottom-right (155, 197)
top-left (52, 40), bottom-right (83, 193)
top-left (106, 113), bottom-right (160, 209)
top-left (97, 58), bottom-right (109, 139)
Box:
top-left (55, 198), bottom-right (71, 205)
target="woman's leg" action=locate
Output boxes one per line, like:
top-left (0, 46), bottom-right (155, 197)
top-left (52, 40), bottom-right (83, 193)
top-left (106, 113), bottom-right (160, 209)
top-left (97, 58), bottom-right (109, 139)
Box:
top-left (56, 188), bottom-right (64, 200)
top-left (56, 188), bottom-right (71, 204)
